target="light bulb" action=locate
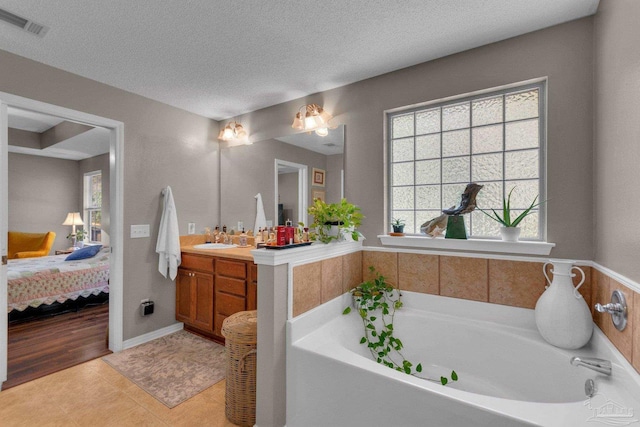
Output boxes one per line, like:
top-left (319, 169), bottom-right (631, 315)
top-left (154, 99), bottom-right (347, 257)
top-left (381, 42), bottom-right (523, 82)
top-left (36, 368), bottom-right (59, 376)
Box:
top-left (315, 127), bottom-right (328, 137)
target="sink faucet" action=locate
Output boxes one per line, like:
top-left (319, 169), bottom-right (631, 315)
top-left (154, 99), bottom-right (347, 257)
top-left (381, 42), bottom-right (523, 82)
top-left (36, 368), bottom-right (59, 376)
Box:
top-left (218, 232), bottom-right (228, 244)
top-left (570, 356), bottom-right (612, 376)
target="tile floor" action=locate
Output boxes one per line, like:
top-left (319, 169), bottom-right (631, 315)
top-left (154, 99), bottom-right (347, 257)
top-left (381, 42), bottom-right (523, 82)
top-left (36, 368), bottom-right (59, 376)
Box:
top-left (0, 358), bottom-right (239, 426)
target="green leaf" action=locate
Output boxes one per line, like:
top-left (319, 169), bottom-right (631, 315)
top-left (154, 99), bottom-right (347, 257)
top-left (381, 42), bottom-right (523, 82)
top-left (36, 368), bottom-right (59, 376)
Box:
top-left (359, 309), bottom-right (367, 318)
top-left (441, 377), bottom-right (448, 386)
top-left (342, 307), bottom-right (351, 315)
top-left (359, 337), bottom-right (366, 344)
top-left (371, 331), bottom-right (377, 337)
top-left (451, 371), bottom-right (458, 381)
top-left (369, 316), bottom-right (377, 321)
top-left (416, 363), bottom-right (422, 373)
top-left (404, 366), bottom-right (411, 374)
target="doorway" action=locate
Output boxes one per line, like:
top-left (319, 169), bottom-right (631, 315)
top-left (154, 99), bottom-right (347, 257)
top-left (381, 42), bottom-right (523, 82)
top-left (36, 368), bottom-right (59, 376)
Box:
top-left (0, 91), bottom-right (124, 388)
top-left (274, 159), bottom-right (308, 227)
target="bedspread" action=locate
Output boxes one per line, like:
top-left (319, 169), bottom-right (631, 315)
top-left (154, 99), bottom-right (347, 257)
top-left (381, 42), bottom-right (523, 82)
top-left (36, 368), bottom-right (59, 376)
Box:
top-left (8, 248), bottom-right (110, 312)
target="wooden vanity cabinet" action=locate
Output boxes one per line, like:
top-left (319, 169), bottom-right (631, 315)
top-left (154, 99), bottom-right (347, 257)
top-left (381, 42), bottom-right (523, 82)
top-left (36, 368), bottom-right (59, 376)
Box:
top-left (176, 254), bottom-right (214, 334)
top-left (176, 252), bottom-right (257, 342)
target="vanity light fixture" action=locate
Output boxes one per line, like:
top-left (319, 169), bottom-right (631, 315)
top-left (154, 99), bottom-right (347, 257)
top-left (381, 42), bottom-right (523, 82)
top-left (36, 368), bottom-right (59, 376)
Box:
top-left (292, 104), bottom-right (333, 136)
top-left (218, 121), bottom-right (248, 143)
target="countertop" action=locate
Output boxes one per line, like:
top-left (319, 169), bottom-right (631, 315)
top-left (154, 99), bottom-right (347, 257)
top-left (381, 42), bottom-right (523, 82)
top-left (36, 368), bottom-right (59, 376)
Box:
top-left (180, 245), bottom-right (256, 262)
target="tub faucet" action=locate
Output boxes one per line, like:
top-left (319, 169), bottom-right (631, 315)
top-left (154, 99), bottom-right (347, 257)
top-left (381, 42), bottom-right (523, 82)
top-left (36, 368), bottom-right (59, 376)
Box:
top-left (570, 356), bottom-right (612, 376)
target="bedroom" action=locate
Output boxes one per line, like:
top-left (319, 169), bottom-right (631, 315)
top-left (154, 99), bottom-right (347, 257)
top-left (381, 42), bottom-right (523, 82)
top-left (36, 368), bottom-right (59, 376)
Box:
top-left (5, 106), bottom-right (111, 388)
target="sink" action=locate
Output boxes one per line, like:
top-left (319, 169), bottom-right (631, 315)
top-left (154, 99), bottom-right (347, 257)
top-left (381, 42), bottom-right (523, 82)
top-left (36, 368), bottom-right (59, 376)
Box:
top-left (193, 243), bottom-right (238, 250)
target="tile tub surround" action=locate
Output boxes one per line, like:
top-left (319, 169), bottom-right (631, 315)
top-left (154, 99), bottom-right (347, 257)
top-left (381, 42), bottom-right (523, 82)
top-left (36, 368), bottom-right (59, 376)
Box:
top-left (291, 250), bottom-right (640, 375)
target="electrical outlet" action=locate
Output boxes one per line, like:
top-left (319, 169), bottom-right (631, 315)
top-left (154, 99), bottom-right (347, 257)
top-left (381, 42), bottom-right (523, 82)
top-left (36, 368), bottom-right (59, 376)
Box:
top-left (130, 224), bottom-right (150, 238)
top-left (237, 221), bottom-right (243, 231)
top-left (188, 222), bottom-right (196, 235)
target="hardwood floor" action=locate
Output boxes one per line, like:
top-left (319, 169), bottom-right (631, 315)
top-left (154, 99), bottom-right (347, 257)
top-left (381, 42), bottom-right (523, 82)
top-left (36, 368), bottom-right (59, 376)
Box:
top-left (4, 303), bottom-right (111, 389)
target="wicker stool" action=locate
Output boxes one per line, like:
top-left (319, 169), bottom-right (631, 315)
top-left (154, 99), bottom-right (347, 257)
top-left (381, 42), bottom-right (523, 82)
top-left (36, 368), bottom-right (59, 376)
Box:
top-left (222, 310), bottom-right (257, 427)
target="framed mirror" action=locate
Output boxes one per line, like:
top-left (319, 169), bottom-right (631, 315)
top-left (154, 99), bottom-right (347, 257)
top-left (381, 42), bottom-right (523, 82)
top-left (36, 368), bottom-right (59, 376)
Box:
top-left (220, 125), bottom-right (344, 232)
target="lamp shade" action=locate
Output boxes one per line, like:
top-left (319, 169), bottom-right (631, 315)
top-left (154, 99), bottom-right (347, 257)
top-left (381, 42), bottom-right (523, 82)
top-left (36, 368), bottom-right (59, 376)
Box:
top-left (62, 212), bottom-right (84, 226)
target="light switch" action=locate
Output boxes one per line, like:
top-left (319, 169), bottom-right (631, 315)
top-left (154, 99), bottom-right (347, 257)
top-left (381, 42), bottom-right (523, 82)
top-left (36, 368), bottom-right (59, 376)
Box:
top-left (131, 224), bottom-right (150, 238)
top-left (188, 223), bottom-right (196, 234)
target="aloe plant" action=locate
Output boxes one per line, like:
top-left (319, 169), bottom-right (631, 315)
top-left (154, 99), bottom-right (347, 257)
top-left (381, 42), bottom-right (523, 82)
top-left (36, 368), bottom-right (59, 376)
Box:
top-left (479, 187), bottom-right (542, 227)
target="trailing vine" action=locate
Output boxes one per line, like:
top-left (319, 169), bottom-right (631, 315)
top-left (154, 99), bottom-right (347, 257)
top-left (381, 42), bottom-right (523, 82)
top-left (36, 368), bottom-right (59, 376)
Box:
top-left (343, 266), bottom-right (458, 386)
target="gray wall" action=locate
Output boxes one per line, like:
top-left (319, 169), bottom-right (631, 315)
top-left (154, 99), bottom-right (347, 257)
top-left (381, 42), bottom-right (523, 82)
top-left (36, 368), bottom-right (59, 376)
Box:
top-left (232, 18), bottom-right (595, 260)
top-left (594, 0), bottom-right (640, 281)
top-left (278, 172), bottom-right (298, 225)
top-left (0, 48), bottom-right (219, 340)
top-left (325, 154), bottom-right (343, 204)
top-left (79, 153), bottom-right (110, 245)
top-left (8, 152), bottom-right (80, 253)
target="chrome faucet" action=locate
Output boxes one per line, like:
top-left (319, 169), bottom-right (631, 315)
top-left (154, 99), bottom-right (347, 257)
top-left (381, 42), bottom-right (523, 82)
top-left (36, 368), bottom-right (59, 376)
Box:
top-left (570, 356), bottom-right (612, 376)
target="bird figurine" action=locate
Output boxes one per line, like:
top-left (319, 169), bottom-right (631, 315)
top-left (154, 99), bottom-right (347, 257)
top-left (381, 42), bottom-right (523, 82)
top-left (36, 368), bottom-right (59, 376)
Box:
top-left (442, 183), bottom-right (484, 216)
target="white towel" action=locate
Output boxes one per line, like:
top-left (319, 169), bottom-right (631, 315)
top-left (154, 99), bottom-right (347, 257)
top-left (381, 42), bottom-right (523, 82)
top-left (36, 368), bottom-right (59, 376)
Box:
top-left (254, 193), bottom-right (268, 234)
top-left (156, 186), bottom-right (181, 280)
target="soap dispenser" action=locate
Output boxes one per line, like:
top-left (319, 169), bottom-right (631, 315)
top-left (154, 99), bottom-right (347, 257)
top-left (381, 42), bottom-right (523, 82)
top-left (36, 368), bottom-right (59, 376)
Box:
top-left (239, 228), bottom-right (248, 247)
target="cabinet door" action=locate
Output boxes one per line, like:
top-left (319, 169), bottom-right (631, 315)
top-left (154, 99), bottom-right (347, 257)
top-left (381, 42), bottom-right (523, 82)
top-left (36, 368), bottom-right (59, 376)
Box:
top-left (247, 263), bottom-right (258, 311)
top-left (191, 271), bottom-right (214, 333)
top-left (176, 269), bottom-right (193, 324)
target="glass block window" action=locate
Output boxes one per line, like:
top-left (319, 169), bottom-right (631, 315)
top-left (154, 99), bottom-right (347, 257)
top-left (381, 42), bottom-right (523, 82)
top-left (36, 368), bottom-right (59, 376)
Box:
top-left (388, 81), bottom-right (546, 240)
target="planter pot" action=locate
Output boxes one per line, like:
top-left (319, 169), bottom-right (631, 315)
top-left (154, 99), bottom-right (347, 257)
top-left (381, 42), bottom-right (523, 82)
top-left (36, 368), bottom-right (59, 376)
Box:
top-left (499, 227), bottom-right (521, 242)
top-left (392, 225), bottom-right (404, 233)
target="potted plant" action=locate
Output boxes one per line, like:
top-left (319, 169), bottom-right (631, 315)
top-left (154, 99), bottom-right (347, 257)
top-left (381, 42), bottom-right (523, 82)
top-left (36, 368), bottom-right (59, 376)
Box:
top-left (391, 218), bottom-right (405, 234)
top-left (67, 228), bottom-right (87, 248)
top-left (307, 198), bottom-right (364, 243)
top-left (479, 187), bottom-right (542, 242)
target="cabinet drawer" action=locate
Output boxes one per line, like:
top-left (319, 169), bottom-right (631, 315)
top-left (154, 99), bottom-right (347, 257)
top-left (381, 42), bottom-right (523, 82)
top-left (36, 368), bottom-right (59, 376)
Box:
top-left (216, 259), bottom-right (246, 279)
top-left (217, 276), bottom-right (246, 297)
top-left (215, 291), bottom-right (246, 316)
top-left (181, 253), bottom-right (214, 273)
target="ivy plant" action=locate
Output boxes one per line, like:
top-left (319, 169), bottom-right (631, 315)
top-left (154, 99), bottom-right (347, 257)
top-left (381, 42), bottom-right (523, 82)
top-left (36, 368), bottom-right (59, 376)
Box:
top-left (343, 266), bottom-right (458, 386)
top-left (308, 198), bottom-right (364, 243)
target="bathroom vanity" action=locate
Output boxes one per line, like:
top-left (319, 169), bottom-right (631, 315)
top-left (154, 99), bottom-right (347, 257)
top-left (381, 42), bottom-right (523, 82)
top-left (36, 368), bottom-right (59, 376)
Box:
top-left (176, 246), bottom-right (257, 343)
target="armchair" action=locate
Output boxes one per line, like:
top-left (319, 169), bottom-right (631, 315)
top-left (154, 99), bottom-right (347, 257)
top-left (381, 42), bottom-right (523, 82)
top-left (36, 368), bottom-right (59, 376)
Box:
top-left (8, 231), bottom-right (56, 259)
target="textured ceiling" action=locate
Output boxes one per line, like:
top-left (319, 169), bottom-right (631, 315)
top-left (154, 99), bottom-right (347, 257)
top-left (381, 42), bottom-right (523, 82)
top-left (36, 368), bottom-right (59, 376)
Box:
top-left (0, 0), bottom-right (599, 120)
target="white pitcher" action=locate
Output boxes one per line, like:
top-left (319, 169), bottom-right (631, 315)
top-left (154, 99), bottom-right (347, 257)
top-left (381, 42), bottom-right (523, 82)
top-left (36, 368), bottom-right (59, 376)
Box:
top-left (534, 259), bottom-right (593, 349)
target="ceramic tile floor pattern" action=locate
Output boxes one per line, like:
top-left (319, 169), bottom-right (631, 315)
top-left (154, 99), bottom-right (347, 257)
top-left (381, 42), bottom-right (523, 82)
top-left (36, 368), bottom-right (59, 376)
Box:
top-left (0, 358), bottom-right (239, 426)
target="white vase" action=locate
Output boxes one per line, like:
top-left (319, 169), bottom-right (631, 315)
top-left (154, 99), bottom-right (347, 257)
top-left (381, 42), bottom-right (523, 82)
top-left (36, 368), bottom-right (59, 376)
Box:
top-left (534, 260), bottom-right (593, 349)
top-left (499, 226), bottom-right (520, 242)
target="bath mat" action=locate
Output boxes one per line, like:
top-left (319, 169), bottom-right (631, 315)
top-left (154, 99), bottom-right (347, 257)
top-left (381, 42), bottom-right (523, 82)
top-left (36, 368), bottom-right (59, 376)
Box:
top-left (103, 329), bottom-right (226, 408)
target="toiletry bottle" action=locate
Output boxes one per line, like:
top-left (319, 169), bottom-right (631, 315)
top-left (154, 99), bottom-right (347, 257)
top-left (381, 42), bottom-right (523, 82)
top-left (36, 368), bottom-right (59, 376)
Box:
top-left (255, 228), bottom-right (263, 244)
top-left (204, 227), bottom-right (211, 243)
top-left (239, 228), bottom-right (248, 247)
top-left (303, 227), bottom-right (309, 242)
top-left (214, 226), bottom-right (220, 242)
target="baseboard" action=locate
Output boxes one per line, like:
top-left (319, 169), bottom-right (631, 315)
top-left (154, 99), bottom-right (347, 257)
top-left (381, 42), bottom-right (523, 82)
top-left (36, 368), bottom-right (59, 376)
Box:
top-left (121, 322), bottom-right (184, 350)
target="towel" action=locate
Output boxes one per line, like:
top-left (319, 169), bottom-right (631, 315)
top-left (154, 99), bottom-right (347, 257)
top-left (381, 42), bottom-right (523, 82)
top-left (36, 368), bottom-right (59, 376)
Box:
top-left (254, 193), bottom-right (268, 234)
top-left (156, 186), bottom-right (181, 280)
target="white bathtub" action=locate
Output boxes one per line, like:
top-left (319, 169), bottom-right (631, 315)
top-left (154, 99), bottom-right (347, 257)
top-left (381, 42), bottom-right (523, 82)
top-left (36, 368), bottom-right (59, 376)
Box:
top-left (286, 292), bottom-right (640, 426)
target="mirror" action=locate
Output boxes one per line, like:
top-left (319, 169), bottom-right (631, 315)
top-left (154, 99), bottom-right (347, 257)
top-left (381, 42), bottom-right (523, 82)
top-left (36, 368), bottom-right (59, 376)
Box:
top-left (220, 125), bottom-right (345, 232)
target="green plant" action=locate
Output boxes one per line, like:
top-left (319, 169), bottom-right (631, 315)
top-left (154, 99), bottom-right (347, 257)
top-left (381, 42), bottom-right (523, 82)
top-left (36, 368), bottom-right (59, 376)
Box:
top-left (343, 267), bottom-right (458, 386)
top-left (308, 198), bottom-right (364, 243)
top-left (479, 187), bottom-right (542, 227)
top-left (391, 218), bottom-right (405, 227)
top-left (67, 228), bottom-right (86, 241)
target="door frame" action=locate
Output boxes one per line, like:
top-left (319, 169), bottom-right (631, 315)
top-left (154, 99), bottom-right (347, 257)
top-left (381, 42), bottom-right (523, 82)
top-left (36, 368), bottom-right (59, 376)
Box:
top-left (0, 91), bottom-right (125, 387)
top-left (274, 159), bottom-right (308, 227)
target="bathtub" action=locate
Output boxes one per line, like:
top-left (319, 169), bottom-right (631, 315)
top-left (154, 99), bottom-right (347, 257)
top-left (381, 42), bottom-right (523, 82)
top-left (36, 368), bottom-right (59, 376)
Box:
top-left (286, 291), bottom-right (640, 426)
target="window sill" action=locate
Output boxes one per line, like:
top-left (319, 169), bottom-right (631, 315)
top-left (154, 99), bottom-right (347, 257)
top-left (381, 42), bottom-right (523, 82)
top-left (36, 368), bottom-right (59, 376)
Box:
top-left (378, 235), bottom-right (555, 256)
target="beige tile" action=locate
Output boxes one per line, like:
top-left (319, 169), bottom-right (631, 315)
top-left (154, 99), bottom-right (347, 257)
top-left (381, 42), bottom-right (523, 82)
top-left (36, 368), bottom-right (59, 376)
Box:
top-left (605, 279), bottom-right (634, 362)
top-left (439, 256), bottom-right (488, 302)
top-left (362, 251), bottom-right (398, 286)
top-left (397, 253), bottom-right (438, 294)
top-left (342, 251), bottom-right (363, 293)
top-left (633, 292), bottom-right (640, 374)
top-left (592, 268), bottom-right (610, 331)
top-left (292, 261), bottom-right (322, 317)
top-left (322, 256), bottom-right (343, 303)
top-left (489, 260), bottom-right (546, 309)
top-left (68, 389), bottom-right (141, 426)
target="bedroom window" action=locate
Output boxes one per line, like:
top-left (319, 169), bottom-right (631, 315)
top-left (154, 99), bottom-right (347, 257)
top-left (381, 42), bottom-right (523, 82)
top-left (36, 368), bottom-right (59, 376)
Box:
top-left (387, 80), bottom-right (546, 240)
top-left (84, 171), bottom-right (102, 243)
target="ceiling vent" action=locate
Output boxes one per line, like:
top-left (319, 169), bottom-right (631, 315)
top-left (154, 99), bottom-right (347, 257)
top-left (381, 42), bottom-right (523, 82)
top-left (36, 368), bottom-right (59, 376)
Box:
top-left (0, 8), bottom-right (49, 37)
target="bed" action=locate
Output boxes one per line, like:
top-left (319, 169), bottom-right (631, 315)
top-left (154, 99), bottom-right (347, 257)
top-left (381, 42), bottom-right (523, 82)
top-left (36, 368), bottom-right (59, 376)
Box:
top-left (7, 247), bottom-right (110, 317)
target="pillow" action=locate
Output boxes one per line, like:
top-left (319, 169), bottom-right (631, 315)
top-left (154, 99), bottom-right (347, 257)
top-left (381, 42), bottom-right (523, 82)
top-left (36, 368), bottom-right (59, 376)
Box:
top-left (65, 245), bottom-right (103, 261)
